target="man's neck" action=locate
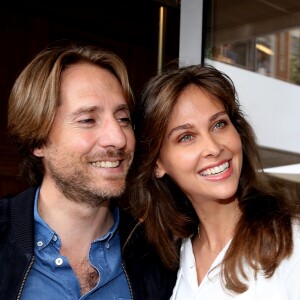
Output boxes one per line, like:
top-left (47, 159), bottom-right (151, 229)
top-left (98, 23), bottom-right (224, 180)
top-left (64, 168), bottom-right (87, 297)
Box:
top-left (37, 182), bottom-right (114, 247)
top-left (37, 182), bottom-right (115, 295)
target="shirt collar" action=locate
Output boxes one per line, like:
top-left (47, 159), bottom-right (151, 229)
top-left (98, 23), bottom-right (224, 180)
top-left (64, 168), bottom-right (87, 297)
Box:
top-left (94, 205), bottom-right (120, 243)
top-left (33, 187), bottom-right (120, 249)
top-left (34, 187), bottom-right (56, 249)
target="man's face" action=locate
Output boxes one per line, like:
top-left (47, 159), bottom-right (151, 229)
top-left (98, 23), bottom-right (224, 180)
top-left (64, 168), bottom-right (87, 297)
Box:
top-left (34, 62), bottom-right (135, 206)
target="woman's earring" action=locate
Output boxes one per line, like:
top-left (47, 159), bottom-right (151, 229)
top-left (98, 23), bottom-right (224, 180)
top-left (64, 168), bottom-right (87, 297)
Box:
top-left (155, 171), bottom-right (160, 178)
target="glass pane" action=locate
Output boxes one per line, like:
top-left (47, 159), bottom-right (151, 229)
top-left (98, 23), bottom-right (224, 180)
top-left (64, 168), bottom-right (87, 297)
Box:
top-left (205, 0), bottom-right (300, 86)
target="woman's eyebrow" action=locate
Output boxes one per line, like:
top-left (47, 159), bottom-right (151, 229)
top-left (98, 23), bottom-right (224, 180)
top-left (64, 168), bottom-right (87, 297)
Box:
top-left (210, 111), bottom-right (227, 122)
top-left (167, 111), bottom-right (227, 139)
top-left (167, 123), bottom-right (193, 139)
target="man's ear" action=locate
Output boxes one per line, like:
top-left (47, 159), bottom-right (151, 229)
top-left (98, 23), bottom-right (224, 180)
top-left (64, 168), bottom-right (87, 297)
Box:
top-left (154, 159), bottom-right (166, 178)
top-left (32, 146), bottom-right (44, 158)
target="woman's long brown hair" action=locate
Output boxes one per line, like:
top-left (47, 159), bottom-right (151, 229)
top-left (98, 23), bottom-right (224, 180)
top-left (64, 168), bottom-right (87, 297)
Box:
top-left (129, 64), bottom-right (298, 293)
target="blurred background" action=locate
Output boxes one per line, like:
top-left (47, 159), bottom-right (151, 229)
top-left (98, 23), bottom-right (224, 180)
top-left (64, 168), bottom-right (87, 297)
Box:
top-left (1, 0), bottom-right (299, 198)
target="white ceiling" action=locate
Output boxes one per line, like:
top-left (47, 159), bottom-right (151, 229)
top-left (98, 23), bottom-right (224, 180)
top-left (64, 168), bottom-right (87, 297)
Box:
top-left (213, 0), bottom-right (300, 44)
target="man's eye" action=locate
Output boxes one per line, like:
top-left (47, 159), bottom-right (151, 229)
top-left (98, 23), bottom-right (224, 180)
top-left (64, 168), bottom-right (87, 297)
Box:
top-left (117, 117), bottom-right (131, 127)
top-left (79, 119), bottom-right (95, 124)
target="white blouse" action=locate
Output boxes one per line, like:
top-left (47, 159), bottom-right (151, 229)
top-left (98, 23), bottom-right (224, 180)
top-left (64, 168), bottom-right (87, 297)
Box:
top-left (170, 223), bottom-right (300, 300)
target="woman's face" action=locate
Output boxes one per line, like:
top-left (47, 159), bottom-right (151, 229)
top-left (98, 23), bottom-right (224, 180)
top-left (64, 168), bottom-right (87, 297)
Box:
top-left (156, 84), bottom-right (243, 205)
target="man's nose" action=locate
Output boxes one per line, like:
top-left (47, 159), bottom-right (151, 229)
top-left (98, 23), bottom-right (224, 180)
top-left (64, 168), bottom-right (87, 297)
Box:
top-left (97, 117), bottom-right (127, 149)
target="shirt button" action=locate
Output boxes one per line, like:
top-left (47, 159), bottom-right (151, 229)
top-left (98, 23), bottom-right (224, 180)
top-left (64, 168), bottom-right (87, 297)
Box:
top-left (52, 234), bottom-right (58, 242)
top-left (37, 241), bottom-right (43, 247)
top-left (55, 258), bottom-right (63, 266)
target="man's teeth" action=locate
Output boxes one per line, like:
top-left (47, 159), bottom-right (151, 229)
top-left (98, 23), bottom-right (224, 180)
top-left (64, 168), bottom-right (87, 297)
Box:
top-left (200, 161), bottom-right (229, 176)
top-left (91, 161), bottom-right (120, 168)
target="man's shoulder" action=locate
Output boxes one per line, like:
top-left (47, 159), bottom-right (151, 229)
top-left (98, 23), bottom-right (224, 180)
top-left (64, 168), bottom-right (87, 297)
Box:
top-left (0, 187), bottom-right (36, 253)
top-left (118, 208), bottom-right (144, 246)
top-left (118, 208), bottom-right (178, 300)
top-left (0, 187), bottom-right (36, 210)
top-left (118, 208), bottom-right (138, 243)
top-left (0, 187), bottom-right (36, 231)
top-left (119, 208), bottom-right (135, 227)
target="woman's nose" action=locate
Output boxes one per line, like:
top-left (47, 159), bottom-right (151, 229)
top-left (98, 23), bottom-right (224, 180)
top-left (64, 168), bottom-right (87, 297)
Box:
top-left (200, 134), bottom-right (223, 158)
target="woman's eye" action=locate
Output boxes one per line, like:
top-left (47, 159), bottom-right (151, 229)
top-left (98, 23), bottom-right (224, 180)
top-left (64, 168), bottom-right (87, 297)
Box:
top-left (214, 120), bottom-right (227, 130)
top-left (179, 134), bottom-right (193, 143)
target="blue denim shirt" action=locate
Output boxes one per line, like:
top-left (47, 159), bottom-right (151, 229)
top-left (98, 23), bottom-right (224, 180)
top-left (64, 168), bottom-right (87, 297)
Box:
top-left (21, 188), bottom-right (131, 300)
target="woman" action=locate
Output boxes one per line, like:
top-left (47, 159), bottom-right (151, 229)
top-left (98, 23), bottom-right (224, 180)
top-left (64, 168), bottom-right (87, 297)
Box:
top-left (129, 64), bottom-right (300, 299)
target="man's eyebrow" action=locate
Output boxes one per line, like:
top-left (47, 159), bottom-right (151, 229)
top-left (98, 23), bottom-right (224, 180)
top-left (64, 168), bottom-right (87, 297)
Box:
top-left (69, 104), bottom-right (130, 119)
top-left (70, 106), bottom-right (102, 118)
top-left (115, 104), bottom-right (130, 113)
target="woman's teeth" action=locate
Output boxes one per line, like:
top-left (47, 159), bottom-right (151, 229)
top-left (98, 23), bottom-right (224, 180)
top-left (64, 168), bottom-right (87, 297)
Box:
top-left (200, 161), bottom-right (229, 176)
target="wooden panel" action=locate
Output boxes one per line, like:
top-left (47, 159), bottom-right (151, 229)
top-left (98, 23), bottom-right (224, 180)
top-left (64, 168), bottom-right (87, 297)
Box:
top-left (0, 2), bottom-right (179, 197)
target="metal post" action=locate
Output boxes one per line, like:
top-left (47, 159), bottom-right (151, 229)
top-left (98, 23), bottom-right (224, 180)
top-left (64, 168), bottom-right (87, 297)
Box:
top-left (157, 6), bottom-right (167, 74)
top-left (179, 0), bottom-right (204, 66)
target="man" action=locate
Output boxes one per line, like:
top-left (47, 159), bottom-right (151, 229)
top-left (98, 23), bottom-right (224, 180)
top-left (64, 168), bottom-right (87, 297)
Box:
top-left (0, 44), bottom-right (176, 299)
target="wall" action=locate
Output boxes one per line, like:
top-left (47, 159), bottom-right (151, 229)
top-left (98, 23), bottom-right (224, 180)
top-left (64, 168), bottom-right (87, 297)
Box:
top-left (179, 0), bottom-right (300, 155)
top-left (207, 59), bottom-right (300, 154)
top-left (0, 2), bottom-right (180, 197)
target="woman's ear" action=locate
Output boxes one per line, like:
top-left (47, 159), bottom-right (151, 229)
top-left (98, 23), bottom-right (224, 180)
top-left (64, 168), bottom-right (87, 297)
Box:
top-left (154, 159), bottom-right (166, 178)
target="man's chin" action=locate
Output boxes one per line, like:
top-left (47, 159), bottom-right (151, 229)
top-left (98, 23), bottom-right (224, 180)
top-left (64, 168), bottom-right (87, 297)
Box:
top-left (93, 180), bottom-right (126, 198)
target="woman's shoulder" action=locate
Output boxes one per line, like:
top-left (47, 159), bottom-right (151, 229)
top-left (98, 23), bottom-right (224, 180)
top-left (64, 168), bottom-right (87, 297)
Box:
top-left (180, 237), bottom-right (193, 251)
top-left (179, 237), bottom-right (193, 264)
top-left (282, 220), bottom-right (300, 268)
top-left (292, 220), bottom-right (300, 246)
top-left (272, 220), bottom-right (300, 295)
